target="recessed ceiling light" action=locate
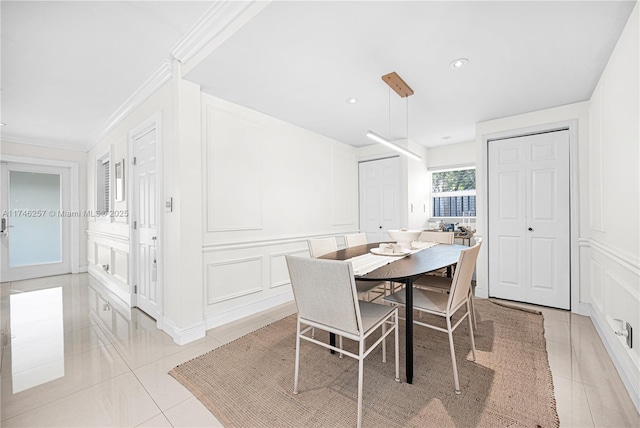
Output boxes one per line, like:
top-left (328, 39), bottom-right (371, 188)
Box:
top-left (347, 97), bottom-right (357, 104)
top-left (449, 58), bottom-right (469, 69)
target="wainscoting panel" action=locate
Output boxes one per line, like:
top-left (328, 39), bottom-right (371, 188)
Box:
top-left (332, 147), bottom-right (358, 226)
top-left (585, 238), bottom-right (640, 412)
top-left (270, 249), bottom-right (308, 289)
top-left (204, 104), bottom-right (263, 233)
top-left (203, 233), bottom-right (353, 329)
top-left (87, 229), bottom-right (131, 306)
top-left (206, 256), bottom-right (264, 305)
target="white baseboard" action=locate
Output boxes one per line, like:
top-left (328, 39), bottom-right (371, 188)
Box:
top-left (77, 264), bottom-right (88, 273)
top-left (87, 265), bottom-right (131, 306)
top-left (159, 316), bottom-right (207, 346)
top-left (585, 303), bottom-right (640, 414)
top-left (204, 291), bottom-right (294, 330)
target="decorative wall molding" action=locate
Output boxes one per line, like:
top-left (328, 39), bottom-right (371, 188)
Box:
top-left (269, 249), bottom-right (308, 289)
top-left (159, 316), bottom-right (206, 346)
top-left (202, 230), bottom-right (358, 252)
top-left (87, 229), bottom-right (130, 245)
top-left (88, 264), bottom-right (131, 306)
top-left (206, 256), bottom-right (264, 304)
top-left (579, 238), bottom-right (639, 275)
top-left (203, 103), bottom-right (263, 233)
top-left (585, 302), bottom-right (640, 413)
top-left (89, 60), bottom-right (172, 150)
top-left (204, 290), bottom-right (293, 330)
top-left (1, 134), bottom-right (87, 152)
top-left (171, 1), bottom-right (255, 65)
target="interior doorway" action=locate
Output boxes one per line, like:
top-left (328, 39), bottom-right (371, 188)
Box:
top-left (0, 161), bottom-right (75, 282)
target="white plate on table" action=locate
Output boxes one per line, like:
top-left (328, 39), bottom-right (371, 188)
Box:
top-left (370, 248), bottom-right (411, 256)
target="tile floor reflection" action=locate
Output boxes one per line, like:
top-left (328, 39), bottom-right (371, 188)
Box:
top-left (0, 273), bottom-right (638, 427)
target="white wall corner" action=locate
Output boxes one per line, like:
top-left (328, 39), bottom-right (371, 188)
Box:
top-left (171, 1), bottom-right (256, 65)
top-left (89, 60), bottom-right (173, 150)
top-left (159, 316), bottom-right (207, 346)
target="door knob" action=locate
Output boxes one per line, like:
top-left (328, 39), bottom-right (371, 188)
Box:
top-left (528, 227), bottom-right (533, 231)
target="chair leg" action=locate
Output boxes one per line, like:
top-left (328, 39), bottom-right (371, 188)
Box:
top-left (394, 312), bottom-right (400, 382)
top-left (294, 319), bottom-right (301, 394)
top-left (469, 288), bottom-right (477, 330)
top-left (446, 316), bottom-right (461, 395)
top-left (381, 322), bottom-right (387, 363)
top-left (357, 341), bottom-right (365, 428)
top-left (339, 335), bottom-right (344, 359)
top-left (467, 301), bottom-right (477, 362)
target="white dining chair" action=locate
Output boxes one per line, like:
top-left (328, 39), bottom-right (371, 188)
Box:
top-left (418, 231), bottom-right (454, 244)
top-left (286, 255), bottom-right (399, 428)
top-left (308, 237), bottom-right (384, 300)
top-left (344, 232), bottom-right (368, 248)
top-left (416, 231), bottom-right (455, 277)
top-left (344, 233), bottom-right (392, 300)
top-left (413, 238), bottom-right (482, 329)
top-left (383, 240), bottom-right (481, 394)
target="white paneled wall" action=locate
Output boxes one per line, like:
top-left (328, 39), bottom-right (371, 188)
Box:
top-left (201, 95), bottom-right (358, 328)
top-left (583, 3), bottom-right (639, 410)
top-left (87, 227), bottom-right (130, 305)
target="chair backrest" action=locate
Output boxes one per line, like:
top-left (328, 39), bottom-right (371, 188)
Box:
top-left (418, 231), bottom-right (454, 244)
top-left (307, 237), bottom-right (338, 258)
top-left (447, 238), bottom-right (483, 312)
top-left (344, 233), bottom-right (367, 248)
top-left (285, 255), bottom-right (362, 337)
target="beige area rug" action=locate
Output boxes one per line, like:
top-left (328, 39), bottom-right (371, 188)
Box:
top-left (170, 300), bottom-right (558, 427)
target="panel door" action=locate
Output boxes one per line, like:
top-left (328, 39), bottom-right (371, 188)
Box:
top-left (132, 128), bottom-right (160, 319)
top-left (358, 157), bottom-right (401, 242)
top-left (489, 130), bottom-right (570, 309)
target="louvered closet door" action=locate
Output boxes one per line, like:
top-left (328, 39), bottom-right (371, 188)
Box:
top-left (488, 130), bottom-right (570, 309)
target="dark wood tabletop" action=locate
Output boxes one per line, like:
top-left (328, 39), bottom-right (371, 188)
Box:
top-left (320, 241), bottom-right (466, 384)
top-left (320, 242), bottom-right (467, 280)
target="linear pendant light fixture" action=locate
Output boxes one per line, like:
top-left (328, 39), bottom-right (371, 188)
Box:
top-left (366, 71), bottom-right (422, 161)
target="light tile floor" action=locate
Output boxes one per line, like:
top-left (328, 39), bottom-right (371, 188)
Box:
top-left (1, 273), bottom-right (638, 427)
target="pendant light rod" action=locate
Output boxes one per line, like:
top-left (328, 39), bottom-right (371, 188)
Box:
top-left (366, 130), bottom-right (422, 161)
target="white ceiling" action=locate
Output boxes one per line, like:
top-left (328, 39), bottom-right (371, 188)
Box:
top-left (1, 1), bottom-right (636, 151)
top-left (1, 1), bottom-right (213, 149)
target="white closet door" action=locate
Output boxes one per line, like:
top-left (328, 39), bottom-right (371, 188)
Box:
top-left (358, 157), bottom-right (401, 243)
top-left (489, 130), bottom-right (570, 309)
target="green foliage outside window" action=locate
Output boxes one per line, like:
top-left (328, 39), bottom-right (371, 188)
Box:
top-left (432, 169), bottom-right (476, 193)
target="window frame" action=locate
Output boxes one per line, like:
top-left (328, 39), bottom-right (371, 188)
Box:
top-left (95, 148), bottom-right (113, 223)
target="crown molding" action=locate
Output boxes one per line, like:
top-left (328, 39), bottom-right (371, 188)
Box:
top-left (89, 59), bottom-right (173, 150)
top-left (1, 133), bottom-right (88, 152)
top-left (170, 0), bottom-right (256, 65)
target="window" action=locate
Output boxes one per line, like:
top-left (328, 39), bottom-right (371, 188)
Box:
top-left (431, 167), bottom-right (476, 217)
top-left (96, 151), bottom-right (111, 220)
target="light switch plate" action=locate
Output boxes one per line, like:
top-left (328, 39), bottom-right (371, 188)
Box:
top-left (165, 197), bottom-right (173, 212)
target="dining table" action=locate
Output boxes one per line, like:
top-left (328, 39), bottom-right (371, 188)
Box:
top-left (320, 242), bottom-right (467, 384)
